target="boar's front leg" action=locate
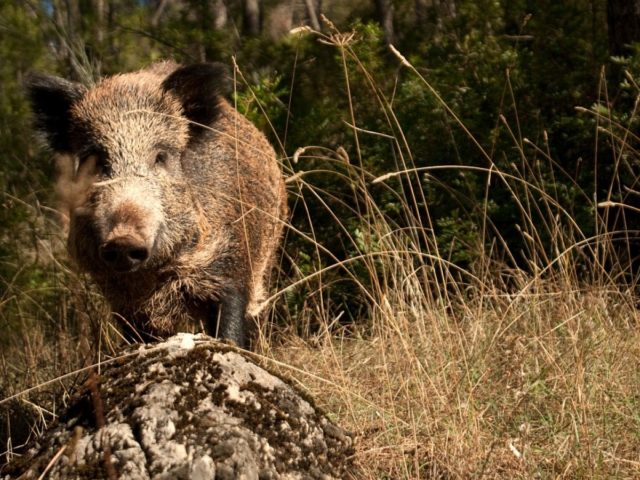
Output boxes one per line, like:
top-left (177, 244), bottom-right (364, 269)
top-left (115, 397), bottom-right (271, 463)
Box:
top-left (213, 286), bottom-right (249, 349)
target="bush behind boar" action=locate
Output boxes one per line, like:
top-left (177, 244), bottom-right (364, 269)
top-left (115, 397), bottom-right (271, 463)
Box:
top-left (26, 61), bottom-right (287, 348)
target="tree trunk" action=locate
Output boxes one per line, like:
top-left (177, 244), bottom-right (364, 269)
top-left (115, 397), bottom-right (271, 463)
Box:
top-left (212, 0), bottom-right (228, 30)
top-left (607, 0), bottom-right (640, 56)
top-left (438, 0), bottom-right (456, 21)
top-left (415, 0), bottom-right (429, 27)
top-left (375, 0), bottom-right (395, 45)
top-left (414, 0), bottom-right (457, 39)
top-left (150, 0), bottom-right (171, 27)
top-left (64, 0), bottom-right (81, 34)
top-left (51, 0), bottom-right (84, 78)
top-left (92, 0), bottom-right (106, 44)
top-left (303, 0), bottom-right (321, 30)
top-left (244, 0), bottom-right (262, 35)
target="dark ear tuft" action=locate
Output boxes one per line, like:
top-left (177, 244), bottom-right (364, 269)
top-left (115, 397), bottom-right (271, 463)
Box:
top-left (161, 63), bottom-right (230, 132)
top-left (25, 73), bottom-right (86, 152)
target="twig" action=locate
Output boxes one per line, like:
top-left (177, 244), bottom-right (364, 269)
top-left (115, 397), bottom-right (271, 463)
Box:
top-left (87, 370), bottom-right (118, 480)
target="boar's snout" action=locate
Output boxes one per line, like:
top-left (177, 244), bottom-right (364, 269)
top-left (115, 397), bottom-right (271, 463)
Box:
top-left (99, 236), bottom-right (150, 272)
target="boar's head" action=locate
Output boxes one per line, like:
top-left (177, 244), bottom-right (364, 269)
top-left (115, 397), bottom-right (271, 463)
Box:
top-left (27, 63), bottom-right (229, 275)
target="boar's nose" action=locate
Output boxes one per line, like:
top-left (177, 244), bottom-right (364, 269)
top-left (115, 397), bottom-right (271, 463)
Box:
top-left (99, 237), bottom-right (149, 272)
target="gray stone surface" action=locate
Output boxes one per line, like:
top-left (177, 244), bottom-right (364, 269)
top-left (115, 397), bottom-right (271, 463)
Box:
top-left (2, 334), bottom-right (353, 479)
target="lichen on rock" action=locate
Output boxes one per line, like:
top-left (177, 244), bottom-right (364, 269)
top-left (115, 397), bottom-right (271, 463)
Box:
top-left (1, 334), bottom-right (353, 479)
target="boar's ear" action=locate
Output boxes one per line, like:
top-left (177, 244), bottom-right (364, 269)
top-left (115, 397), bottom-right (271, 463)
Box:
top-left (25, 73), bottom-right (86, 153)
top-left (161, 63), bottom-right (230, 132)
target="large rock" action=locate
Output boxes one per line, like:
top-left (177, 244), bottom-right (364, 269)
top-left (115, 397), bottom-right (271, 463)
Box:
top-left (2, 334), bottom-right (353, 479)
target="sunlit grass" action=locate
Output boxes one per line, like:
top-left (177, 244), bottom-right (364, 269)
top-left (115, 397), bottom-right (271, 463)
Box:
top-left (2, 22), bottom-right (640, 478)
top-left (257, 24), bottom-right (640, 478)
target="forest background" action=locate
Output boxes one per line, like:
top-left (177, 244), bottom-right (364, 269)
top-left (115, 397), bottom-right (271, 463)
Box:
top-left (2, 0), bottom-right (640, 478)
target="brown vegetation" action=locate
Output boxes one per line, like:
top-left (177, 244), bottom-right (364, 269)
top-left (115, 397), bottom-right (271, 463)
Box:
top-left (2, 5), bottom-right (640, 479)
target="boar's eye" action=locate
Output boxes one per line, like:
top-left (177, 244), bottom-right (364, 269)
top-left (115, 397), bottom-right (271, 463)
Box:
top-left (79, 150), bottom-right (111, 177)
top-left (155, 151), bottom-right (168, 166)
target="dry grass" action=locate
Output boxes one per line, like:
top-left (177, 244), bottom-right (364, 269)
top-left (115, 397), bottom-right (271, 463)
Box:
top-left (3, 25), bottom-right (640, 479)
top-left (256, 26), bottom-right (640, 478)
top-left (264, 285), bottom-right (640, 478)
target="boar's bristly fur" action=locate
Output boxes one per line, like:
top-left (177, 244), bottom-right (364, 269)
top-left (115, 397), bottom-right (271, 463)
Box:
top-left (26, 61), bottom-right (288, 349)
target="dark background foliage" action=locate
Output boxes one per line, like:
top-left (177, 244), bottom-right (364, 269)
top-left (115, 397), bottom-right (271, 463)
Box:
top-left (1, 0), bottom-right (640, 336)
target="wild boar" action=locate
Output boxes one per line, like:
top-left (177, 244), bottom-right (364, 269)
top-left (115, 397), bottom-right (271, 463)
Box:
top-left (26, 61), bottom-right (287, 348)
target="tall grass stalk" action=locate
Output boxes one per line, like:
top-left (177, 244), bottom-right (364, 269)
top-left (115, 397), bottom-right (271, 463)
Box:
top-left (260, 28), bottom-right (640, 478)
top-left (2, 26), bottom-right (640, 479)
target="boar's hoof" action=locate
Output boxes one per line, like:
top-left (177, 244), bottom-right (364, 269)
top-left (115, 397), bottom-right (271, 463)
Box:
top-left (99, 236), bottom-right (149, 272)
